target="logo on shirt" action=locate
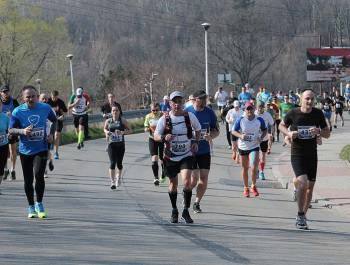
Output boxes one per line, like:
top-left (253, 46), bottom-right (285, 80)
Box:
top-left (28, 115), bottom-right (40, 126)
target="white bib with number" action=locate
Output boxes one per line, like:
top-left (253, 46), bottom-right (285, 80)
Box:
top-left (110, 132), bottom-right (123, 143)
top-left (0, 132), bottom-right (8, 145)
top-left (28, 127), bottom-right (45, 141)
top-left (297, 126), bottom-right (314, 140)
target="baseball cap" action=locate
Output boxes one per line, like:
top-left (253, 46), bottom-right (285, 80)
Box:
top-left (193, 90), bottom-right (207, 99)
top-left (0, 84), bottom-right (9, 92)
top-left (233, 100), bottom-right (240, 107)
top-left (245, 101), bottom-right (254, 109)
top-left (163, 95), bottom-right (169, 100)
top-left (169, 91), bottom-right (183, 101)
top-left (76, 87), bottom-right (83, 96)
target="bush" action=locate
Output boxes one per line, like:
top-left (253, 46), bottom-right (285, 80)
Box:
top-left (340, 144), bottom-right (350, 161)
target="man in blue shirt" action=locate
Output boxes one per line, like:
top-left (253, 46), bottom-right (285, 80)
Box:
top-left (160, 95), bottom-right (171, 112)
top-left (238, 85), bottom-right (252, 109)
top-left (185, 90), bottom-right (219, 213)
top-left (9, 85), bottom-right (57, 219)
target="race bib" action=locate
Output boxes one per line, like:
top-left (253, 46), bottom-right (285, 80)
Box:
top-left (0, 132), bottom-right (7, 145)
top-left (28, 127), bottom-right (45, 141)
top-left (110, 132), bottom-right (123, 142)
top-left (170, 140), bottom-right (189, 154)
top-left (200, 128), bottom-right (208, 140)
top-left (297, 126), bottom-right (314, 140)
top-left (245, 133), bottom-right (255, 142)
top-left (336, 103), bottom-right (340, 108)
top-left (324, 105), bottom-right (330, 110)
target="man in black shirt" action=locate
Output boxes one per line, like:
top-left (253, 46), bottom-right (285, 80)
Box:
top-left (48, 90), bottom-right (68, 159)
top-left (279, 89), bottom-right (330, 230)
top-left (100, 93), bottom-right (122, 119)
top-left (333, 89), bottom-right (345, 128)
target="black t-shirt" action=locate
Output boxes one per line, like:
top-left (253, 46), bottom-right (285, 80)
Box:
top-left (320, 97), bottom-right (333, 111)
top-left (100, 102), bottom-right (123, 117)
top-left (284, 107), bottom-right (327, 156)
top-left (334, 96), bottom-right (345, 110)
top-left (48, 98), bottom-right (68, 116)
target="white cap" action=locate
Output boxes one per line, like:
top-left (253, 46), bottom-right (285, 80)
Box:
top-left (163, 95), bottom-right (169, 100)
top-left (76, 87), bottom-right (83, 96)
top-left (169, 91), bottom-right (184, 101)
top-left (233, 100), bottom-right (240, 107)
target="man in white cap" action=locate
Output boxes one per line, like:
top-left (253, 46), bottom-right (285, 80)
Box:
top-left (68, 87), bottom-right (90, 149)
top-left (154, 91), bottom-right (201, 223)
top-left (160, 95), bottom-right (171, 112)
top-left (226, 100), bottom-right (243, 162)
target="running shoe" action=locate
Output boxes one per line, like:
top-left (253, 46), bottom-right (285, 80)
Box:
top-left (110, 184), bottom-right (116, 190)
top-left (27, 205), bottom-right (38, 218)
top-left (334, 125), bottom-right (337, 129)
top-left (259, 171), bottom-right (266, 180)
top-left (35, 202), bottom-right (47, 219)
top-left (10, 170), bottom-right (16, 180)
top-left (77, 143), bottom-right (81, 150)
top-left (250, 185), bottom-right (259, 197)
top-left (170, 208), bottom-right (179, 223)
top-left (3, 169), bottom-right (9, 180)
top-left (193, 202), bottom-right (202, 213)
top-left (342, 121), bottom-right (344, 127)
top-left (293, 190), bottom-right (297, 201)
top-left (154, 178), bottom-right (159, 186)
top-left (48, 161), bottom-right (54, 171)
top-left (181, 208), bottom-right (193, 223)
top-left (54, 152), bottom-right (59, 160)
top-left (243, 187), bottom-right (250, 197)
top-left (295, 214), bottom-right (308, 230)
top-left (44, 170), bottom-right (48, 178)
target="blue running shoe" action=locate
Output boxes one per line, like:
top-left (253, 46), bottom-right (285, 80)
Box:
top-left (54, 152), bottom-right (59, 160)
top-left (259, 171), bottom-right (265, 180)
top-left (35, 202), bottom-right (47, 219)
top-left (27, 205), bottom-right (37, 218)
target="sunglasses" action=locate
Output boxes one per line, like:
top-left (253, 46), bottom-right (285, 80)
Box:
top-left (152, 109), bottom-right (159, 112)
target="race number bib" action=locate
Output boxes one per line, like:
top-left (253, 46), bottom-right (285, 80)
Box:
top-left (28, 127), bottom-right (45, 141)
top-left (76, 101), bottom-right (85, 111)
top-left (170, 140), bottom-right (188, 154)
top-left (0, 132), bottom-right (7, 145)
top-left (297, 126), bottom-right (314, 140)
top-left (244, 133), bottom-right (255, 142)
top-left (200, 128), bottom-right (208, 140)
top-left (110, 132), bottom-right (123, 142)
top-left (336, 103), bottom-right (340, 108)
top-left (323, 105), bottom-right (330, 110)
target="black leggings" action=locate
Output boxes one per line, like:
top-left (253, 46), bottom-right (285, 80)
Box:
top-left (107, 143), bottom-right (125, 170)
top-left (0, 144), bottom-right (9, 176)
top-left (275, 119), bottom-right (281, 140)
top-left (20, 151), bottom-right (48, 205)
top-left (225, 122), bottom-right (232, 146)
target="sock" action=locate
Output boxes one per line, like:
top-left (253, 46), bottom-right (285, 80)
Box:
top-left (151, 161), bottom-right (159, 178)
top-left (78, 131), bottom-right (84, 144)
top-left (259, 162), bottom-right (265, 171)
top-left (168, 191), bottom-right (177, 209)
top-left (183, 189), bottom-right (192, 209)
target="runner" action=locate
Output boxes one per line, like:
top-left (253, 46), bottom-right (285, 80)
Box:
top-left (39, 94), bottom-right (55, 178)
top-left (333, 89), bottom-right (345, 128)
top-left (100, 93), bottom-right (123, 119)
top-left (279, 94), bottom-right (296, 146)
top-left (68, 87), bottom-right (89, 149)
top-left (227, 100), bottom-right (243, 163)
top-left (238, 85), bottom-right (252, 109)
top-left (214, 86), bottom-right (228, 122)
top-left (255, 102), bottom-right (274, 180)
top-left (222, 99), bottom-right (234, 148)
top-left (103, 104), bottom-right (132, 189)
top-left (186, 90), bottom-right (219, 213)
top-left (0, 85), bottom-right (19, 181)
top-left (154, 91), bottom-right (201, 223)
top-left (271, 96), bottom-right (281, 142)
top-left (160, 95), bottom-right (171, 112)
top-left (47, 90), bottom-right (67, 159)
top-left (9, 85), bottom-right (57, 218)
top-left (0, 100), bottom-right (9, 193)
top-left (320, 91), bottom-right (333, 131)
top-left (144, 102), bottom-right (164, 186)
top-left (232, 101), bottom-right (267, 197)
top-left (279, 88), bottom-right (330, 229)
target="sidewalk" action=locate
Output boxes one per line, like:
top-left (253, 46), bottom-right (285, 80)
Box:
top-left (271, 115), bottom-right (350, 217)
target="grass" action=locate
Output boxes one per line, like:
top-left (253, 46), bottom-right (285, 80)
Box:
top-left (61, 117), bottom-right (145, 145)
top-left (340, 144), bottom-right (350, 161)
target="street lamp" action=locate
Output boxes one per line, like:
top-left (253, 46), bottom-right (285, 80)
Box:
top-left (66, 54), bottom-right (74, 95)
top-left (149, 72), bottom-right (158, 102)
top-left (36, 79), bottom-right (42, 94)
top-left (201, 22), bottom-right (210, 96)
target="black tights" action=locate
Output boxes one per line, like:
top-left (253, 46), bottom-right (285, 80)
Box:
top-left (20, 151), bottom-right (47, 205)
top-left (0, 144), bottom-right (9, 177)
top-left (108, 143), bottom-right (125, 170)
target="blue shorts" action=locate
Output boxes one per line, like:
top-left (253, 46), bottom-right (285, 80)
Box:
top-left (323, 110), bottom-right (332, 120)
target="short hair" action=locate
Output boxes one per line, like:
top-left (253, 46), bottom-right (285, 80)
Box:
top-left (301, 88), bottom-right (315, 94)
top-left (52, 90), bottom-right (59, 96)
top-left (150, 102), bottom-right (160, 108)
top-left (22, 85), bottom-right (37, 92)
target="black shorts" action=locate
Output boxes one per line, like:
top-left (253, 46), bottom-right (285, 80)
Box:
top-left (73, 114), bottom-right (88, 128)
top-left (335, 109), bottom-right (343, 115)
top-left (148, 137), bottom-right (164, 158)
top-left (164, 156), bottom-right (194, 179)
top-left (260, 140), bottom-right (268, 153)
top-left (56, 120), bottom-right (64, 132)
top-left (238, 147), bottom-right (259, 156)
top-left (8, 135), bottom-right (19, 145)
top-left (291, 155), bottom-right (317, 182)
top-left (231, 134), bottom-right (238, 142)
top-left (193, 154), bottom-right (211, 170)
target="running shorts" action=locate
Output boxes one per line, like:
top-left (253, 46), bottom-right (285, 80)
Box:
top-left (238, 147), bottom-right (259, 156)
top-left (231, 134), bottom-right (238, 142)
top-left (163, 156), bottom-right (194, 179)
top-left (335, 109), bottom-right (343, 115)
top-left (193, 154), bottom-right (211, 170)
top-left (148, 137), bottom-right (164, 158)
top-left (323, 110), bottom-right (332, 120)
top-left (56, 120), bottom-right (64, 132)
top-left (291, 155), bottom-right (317, 182)
top-left (8, 135), bottom-right (19, 145)
top-left (73, 114), bottom-right (88, 128)
top-left (260, 140), bottom-right (269, 153)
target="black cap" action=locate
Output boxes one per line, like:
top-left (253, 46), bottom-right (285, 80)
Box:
top-left (193, 90), bottom-right (207, 99)
top-left (0, 84), bottom-right (9, 92)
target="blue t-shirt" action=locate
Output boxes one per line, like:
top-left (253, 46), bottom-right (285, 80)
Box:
top-left (185, 105), bottom-right (217, 155)
top-left (238, 92), bottom-right (252, 106)
top-left (0, 113), bottom-right (9, 146)
top-left (258, 92), bottom-right (271, 103)
top-left (1, 97), bottom-right (16, 114)
top-left (10, 102), bottom-right (57, 155)
top-left (160, 102), bottom-right (171, 112)
top-left (345, 88), bottom-right (350, 99)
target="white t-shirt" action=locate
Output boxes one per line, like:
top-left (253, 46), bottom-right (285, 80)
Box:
top-left (226, 108), bottom-right (243, 130)
top-left (214, 90), bottom-right (228, 107)
top-left (154, 112), bottom-right (201, 161)
top-left (233, 115), bottom-right (266, 151)
top-left (255, 111), bottom-right (274, 141)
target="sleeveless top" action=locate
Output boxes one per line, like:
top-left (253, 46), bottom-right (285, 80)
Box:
top-left (107, 117), bottom-right (125, 144)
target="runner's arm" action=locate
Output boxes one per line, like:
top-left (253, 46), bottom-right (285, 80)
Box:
top-left (121, 118), bottom-right (132, 135)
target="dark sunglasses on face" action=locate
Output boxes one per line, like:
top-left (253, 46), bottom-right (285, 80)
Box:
top-left (152, 109), bottom-right (159, 112)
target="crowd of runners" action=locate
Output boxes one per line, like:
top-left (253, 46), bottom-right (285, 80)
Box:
top-left (2, 81), bottom-right (349, 229)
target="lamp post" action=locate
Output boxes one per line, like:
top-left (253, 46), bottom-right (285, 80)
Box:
top-left (149, 72), bottom-right (158, 103)
top-left (66, 54), bottom-right (74, 95)
top-left (36, 79), bottom-right (42, 94)
top-left (201, 22), bottom-right (210, 96)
